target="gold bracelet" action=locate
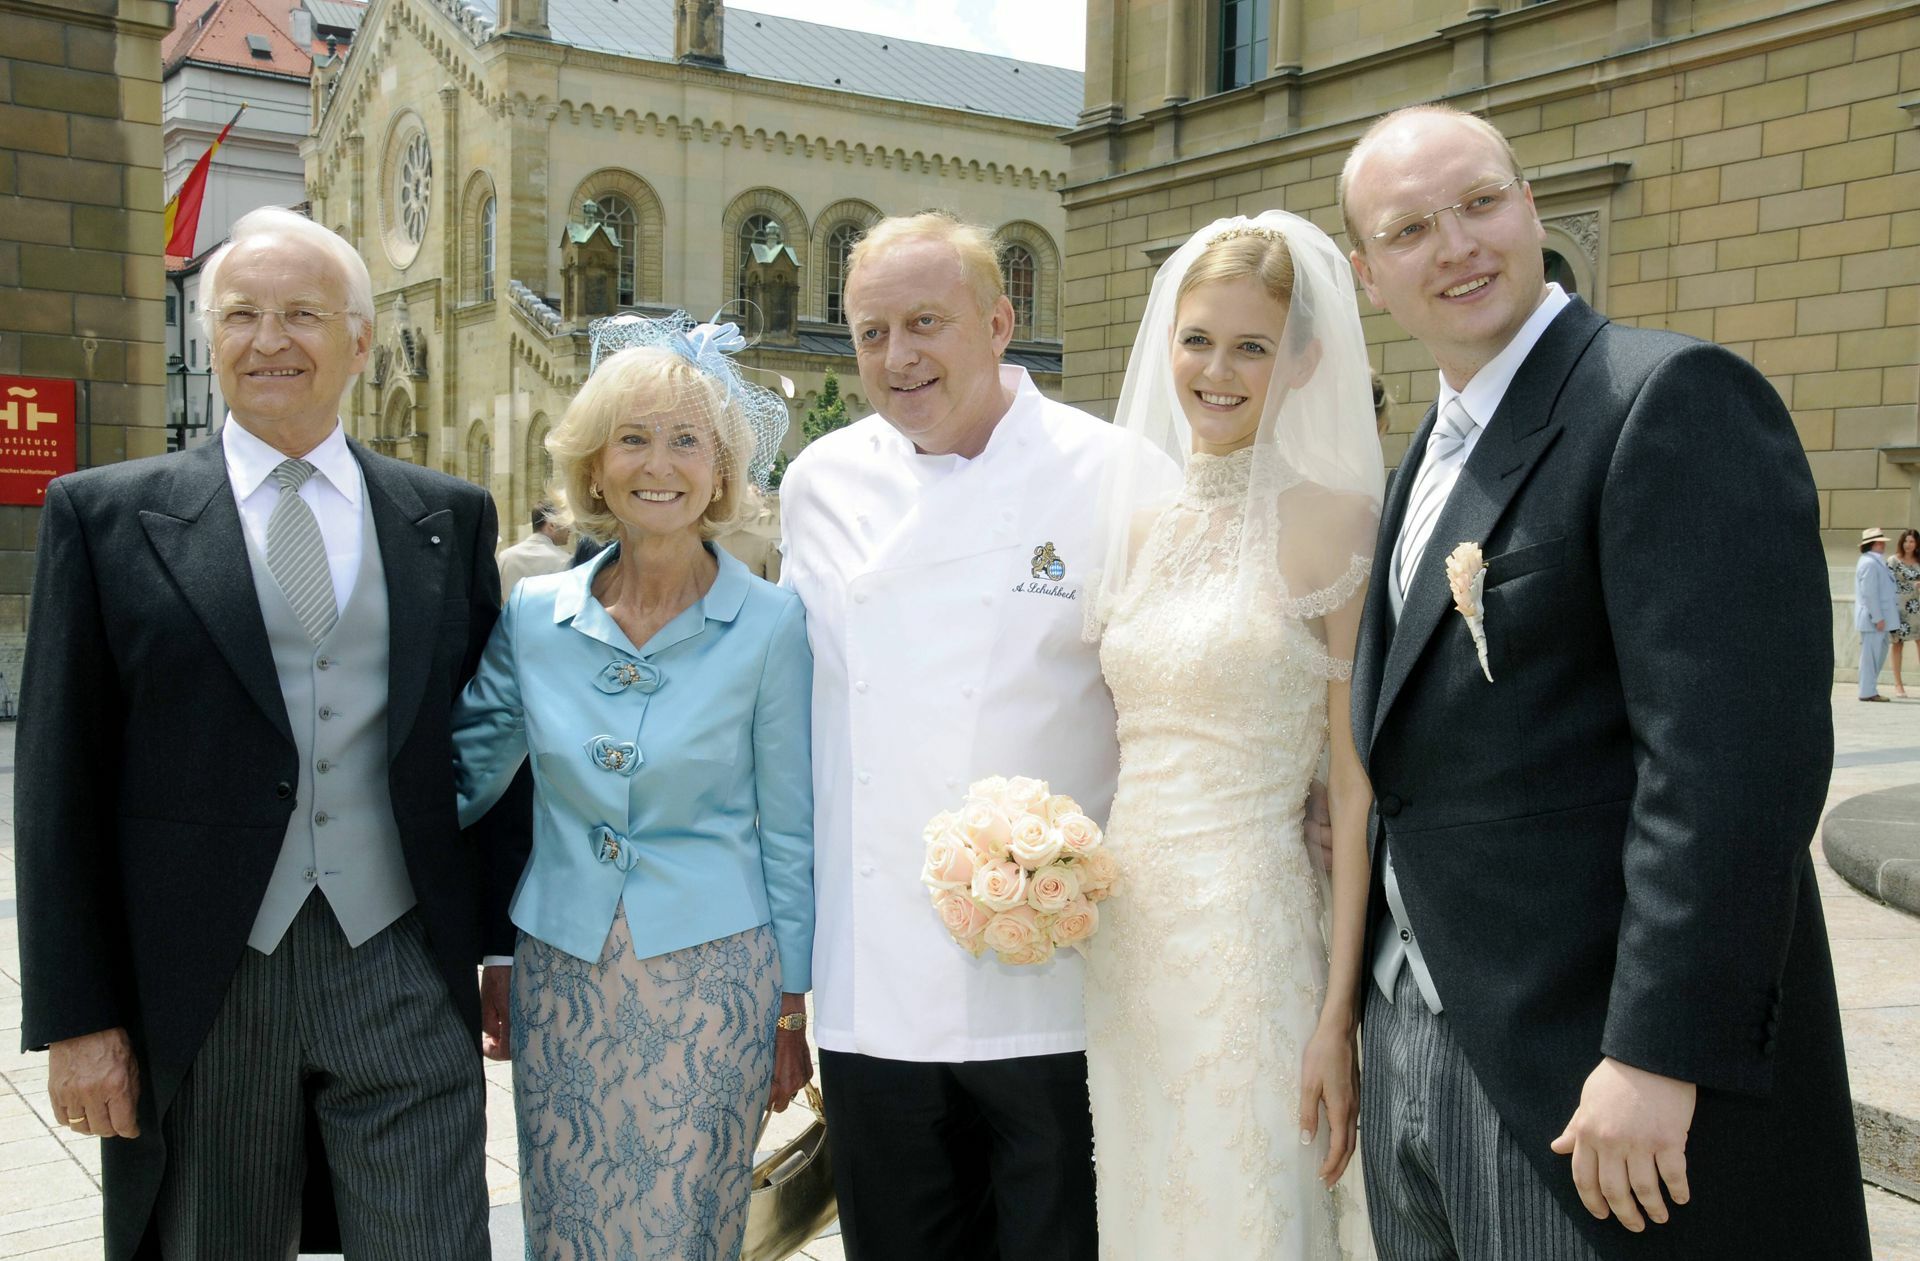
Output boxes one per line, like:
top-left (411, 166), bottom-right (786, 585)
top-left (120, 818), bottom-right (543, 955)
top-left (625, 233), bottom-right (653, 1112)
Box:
top-left (775, 1012), bottom-right (807, 1032)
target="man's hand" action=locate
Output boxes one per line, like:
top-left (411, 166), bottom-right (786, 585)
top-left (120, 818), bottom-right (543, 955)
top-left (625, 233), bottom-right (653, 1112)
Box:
top-left (1304, 779), bottom-right (1334, 873)
top-left (480, 965), bottom-right (512, 1062)
top-left (49, 1027), bottom-right (141, 1139)
top-left (1550, 1057), bottom-right (1695, 1231)
top-left (1877, 620), bottom-right (1887, 632)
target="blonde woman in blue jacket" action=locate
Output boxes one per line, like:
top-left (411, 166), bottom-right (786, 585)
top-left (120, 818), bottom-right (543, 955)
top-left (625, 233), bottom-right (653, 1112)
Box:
top-left (452, 315), bottom-right (813, 1261)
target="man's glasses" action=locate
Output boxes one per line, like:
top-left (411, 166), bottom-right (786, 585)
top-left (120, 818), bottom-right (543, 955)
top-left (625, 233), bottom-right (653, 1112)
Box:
top-left (1366, 177), bottom-right (1526, 254)
top-left (213, 305), bottom-right (342, 333)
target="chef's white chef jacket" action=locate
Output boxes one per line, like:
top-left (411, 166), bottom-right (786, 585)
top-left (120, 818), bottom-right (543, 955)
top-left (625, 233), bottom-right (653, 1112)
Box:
top-left (780, 366), bottom-right (1176, 1063)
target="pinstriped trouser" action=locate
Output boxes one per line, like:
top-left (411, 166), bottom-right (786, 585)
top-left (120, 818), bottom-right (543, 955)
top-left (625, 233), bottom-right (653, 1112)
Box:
top-left (1361, 966), bottom-right (1603, 1261)
top-left (154, 895), bottom-right (489, 1260)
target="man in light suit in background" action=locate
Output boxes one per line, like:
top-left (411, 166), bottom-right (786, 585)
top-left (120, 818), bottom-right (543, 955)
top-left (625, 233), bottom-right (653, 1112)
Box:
top-left (497, 497), bottom-right (573, 593)
top-left (17, 207), bottom-right (526, 1258)
top-left (777, 212), bottom-right (1173, 1261)
top-left (1856, 526), bottom-right (1898, 702)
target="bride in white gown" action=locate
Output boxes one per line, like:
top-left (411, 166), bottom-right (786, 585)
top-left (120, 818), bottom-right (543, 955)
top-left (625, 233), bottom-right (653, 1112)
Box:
top-left (1083, 213), bottom-right (1384, 1259)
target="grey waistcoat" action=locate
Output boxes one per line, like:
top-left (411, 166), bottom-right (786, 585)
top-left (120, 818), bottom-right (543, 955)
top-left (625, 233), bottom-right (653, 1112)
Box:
top-left (245, 486), bottom-right (417, 953)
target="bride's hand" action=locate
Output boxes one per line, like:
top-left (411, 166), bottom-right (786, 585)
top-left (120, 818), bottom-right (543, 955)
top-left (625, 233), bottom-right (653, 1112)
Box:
top-left (1298, 1020), bottom-right (1359, 1187)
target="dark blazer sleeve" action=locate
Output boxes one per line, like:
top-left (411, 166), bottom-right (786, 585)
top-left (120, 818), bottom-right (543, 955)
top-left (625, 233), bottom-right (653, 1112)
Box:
top-left (16, 480), bottom-right (136, 1049)
top-left (457, 490), bottom-right (533, 958)
top-left (1595, 341), bottom-right (1832, 1094)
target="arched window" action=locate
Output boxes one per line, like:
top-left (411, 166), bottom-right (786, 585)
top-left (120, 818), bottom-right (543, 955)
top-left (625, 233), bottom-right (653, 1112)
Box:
top-left (528, 414), bottom-right (554, 500)
top-left (594, 194), bottom-right (639, 306)
top-left (737, 214), bottom-right (782, 305)
top-left (468, 421), bottom-right (492, 489)
top-left (1543, 249), bottom-right (1579, 295)
top-left (1002, 245), bottom-right (1037, 340)
top-left (480, 196), bottom-right (496, 302)
top-left (824, 222), bottom-right (863, 325)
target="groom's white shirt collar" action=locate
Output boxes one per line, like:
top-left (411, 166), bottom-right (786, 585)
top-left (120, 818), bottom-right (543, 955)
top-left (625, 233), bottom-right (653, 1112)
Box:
top-left (1437, 282), bottom-right (1570, 435)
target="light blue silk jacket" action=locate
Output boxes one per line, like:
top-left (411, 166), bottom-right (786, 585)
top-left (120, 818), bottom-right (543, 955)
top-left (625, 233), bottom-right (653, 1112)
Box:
top-left (452, 543), bottom-right (814, 989)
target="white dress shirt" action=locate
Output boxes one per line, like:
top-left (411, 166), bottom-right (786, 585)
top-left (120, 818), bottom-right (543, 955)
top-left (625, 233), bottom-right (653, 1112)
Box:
top-left (1389, 284), bottom-right (1570, 619)
top-left (222, 416), bottom-right (365, 614)
top-left (780, 367), bottom-right (1176, 1063)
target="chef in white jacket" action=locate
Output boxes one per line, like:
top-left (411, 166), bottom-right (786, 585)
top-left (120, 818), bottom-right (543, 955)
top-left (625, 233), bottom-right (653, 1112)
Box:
top-left (779, 213), bottom-right (1175, 1261)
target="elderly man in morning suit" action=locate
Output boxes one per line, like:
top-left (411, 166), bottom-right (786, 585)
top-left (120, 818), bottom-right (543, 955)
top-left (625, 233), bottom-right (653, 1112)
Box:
top-left (16, 207), bottom-right (527, 1258)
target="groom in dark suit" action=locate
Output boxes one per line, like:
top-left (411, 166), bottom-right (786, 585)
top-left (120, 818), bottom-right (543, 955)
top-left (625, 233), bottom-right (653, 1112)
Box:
top-left (16, 208), bottom-right (525, 1258)
top-left (1341, 106), bottom-right (1868, 1260)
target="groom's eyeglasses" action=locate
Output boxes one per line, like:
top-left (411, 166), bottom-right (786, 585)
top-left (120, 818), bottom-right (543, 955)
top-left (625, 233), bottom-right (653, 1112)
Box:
top-left (1367, 177), bottom-right (1526, 254)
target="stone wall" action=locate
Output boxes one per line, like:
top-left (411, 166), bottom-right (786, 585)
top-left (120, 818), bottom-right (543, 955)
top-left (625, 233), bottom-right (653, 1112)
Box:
top-left (0, 0), bottom-right (173, 707)
top-left (1064, 0), bottom-right (1919, 569)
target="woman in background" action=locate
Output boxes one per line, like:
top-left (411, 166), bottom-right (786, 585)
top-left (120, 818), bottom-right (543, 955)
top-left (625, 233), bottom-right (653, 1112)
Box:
top-left (1889, 528), bottom-right (1919, 698)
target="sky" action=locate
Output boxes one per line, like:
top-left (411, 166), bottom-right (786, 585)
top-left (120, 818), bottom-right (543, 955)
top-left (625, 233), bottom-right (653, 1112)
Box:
top-left (734, 0), bottom-right (1086, 71)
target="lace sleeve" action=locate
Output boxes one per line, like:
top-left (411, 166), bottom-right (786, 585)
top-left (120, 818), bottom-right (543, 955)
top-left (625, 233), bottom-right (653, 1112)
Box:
top-left (1277, 552), bottom-right (1371, 621)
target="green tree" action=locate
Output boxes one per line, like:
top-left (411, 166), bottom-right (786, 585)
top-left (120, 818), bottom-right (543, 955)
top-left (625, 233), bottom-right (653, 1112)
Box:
top-left (769, 368), bottom-right (853, 490)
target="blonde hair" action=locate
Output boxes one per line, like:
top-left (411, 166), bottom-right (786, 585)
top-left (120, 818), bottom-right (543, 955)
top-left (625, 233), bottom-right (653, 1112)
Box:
top-left (1177, 228), bottom-right (1308, 348)
top-left (1338, 104), bottom-right (1525, 250)
top-left (1178, 228), bottom-right (1296, 309)
top-left (845, 211), bottom-right (1005, 317)
top-left (546, 347), bottom-right (755, 545)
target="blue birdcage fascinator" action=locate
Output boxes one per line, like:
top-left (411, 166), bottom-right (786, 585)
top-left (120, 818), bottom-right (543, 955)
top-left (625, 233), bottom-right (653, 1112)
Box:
top-left (585, 310), bottom-right (792, 492)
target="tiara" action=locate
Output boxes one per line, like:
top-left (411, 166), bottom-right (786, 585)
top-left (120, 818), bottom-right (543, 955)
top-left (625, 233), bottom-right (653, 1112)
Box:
top-left (1207, 224), bottom-right (1289, 246)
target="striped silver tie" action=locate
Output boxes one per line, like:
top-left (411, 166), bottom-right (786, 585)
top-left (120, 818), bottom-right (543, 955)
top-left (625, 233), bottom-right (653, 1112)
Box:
top-left (1395, 398), bottom-right (1479, 601)
top-left (266, 459), bottom-right (339, 642)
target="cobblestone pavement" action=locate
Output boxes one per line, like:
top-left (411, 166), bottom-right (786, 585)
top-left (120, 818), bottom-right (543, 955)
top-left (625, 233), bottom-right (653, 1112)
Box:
top-left (3, 692), bottom-right (1917, 1258)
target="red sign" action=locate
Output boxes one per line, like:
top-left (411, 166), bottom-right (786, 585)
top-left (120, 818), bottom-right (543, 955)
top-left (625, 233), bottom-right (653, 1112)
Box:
top-left (0, 375), bottom-right (78, 506)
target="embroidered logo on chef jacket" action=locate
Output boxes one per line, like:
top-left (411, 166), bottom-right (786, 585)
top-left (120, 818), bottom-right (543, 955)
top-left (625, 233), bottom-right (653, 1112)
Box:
top-left (1015, 542), bottom-right (1076, 599)
top-left (1029, 542), bottom-right (1066, 580)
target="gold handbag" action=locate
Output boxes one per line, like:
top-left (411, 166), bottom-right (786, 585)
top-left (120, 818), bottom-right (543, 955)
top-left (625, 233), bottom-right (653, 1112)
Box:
top-left (743, 1084), bottom-right (837, 1261)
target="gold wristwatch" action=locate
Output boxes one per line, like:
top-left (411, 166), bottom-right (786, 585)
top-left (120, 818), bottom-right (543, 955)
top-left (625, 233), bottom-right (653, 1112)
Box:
top-left (775, 1012), bottom-right (808, 1032)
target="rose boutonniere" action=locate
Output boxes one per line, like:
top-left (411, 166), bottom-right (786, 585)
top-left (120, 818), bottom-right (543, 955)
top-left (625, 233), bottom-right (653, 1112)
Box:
top-left (1444, 541), bottom-right (1493, 682)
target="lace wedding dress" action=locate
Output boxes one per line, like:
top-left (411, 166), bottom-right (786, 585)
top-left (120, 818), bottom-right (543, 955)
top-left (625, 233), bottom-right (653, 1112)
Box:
top-left (1086, 447), bottom-right (1370, 1260)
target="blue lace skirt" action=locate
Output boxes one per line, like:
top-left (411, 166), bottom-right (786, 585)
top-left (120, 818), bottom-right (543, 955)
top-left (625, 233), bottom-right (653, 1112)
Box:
top-left (510, 911), bottom-right (780, 1261)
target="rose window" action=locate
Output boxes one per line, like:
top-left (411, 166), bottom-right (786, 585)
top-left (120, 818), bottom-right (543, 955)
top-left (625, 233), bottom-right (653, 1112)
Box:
top-left (398, 131), bottom-right (431, 245)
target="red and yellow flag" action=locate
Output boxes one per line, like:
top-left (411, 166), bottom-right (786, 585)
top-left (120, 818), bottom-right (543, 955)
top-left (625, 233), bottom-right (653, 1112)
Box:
top-left (163, 103), bottom-right (246, 264)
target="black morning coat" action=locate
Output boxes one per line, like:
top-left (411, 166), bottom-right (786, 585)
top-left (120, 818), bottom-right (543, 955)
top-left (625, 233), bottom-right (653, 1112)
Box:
top-left (16, 437), bottom-right (532, 1258)
top-left (1352, 297), bottom-right (1871, 1259)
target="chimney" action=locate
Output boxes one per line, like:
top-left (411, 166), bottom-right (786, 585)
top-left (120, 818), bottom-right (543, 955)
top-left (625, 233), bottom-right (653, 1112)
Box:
top-left (498, 0), bottom-right (550, 39)
top-left (290, 3), bottom-right (314, 47)
top-left (674, 0), bottom-right (724, 67)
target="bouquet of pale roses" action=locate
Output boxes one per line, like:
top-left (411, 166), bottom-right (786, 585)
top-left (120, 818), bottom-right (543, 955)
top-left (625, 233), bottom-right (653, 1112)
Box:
top-left (920, 775), bottom-right (1116, 966)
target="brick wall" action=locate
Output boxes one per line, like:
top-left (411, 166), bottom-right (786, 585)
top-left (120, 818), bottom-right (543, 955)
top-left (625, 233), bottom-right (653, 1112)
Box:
top-left (0, 0), bottom-right (172, 701)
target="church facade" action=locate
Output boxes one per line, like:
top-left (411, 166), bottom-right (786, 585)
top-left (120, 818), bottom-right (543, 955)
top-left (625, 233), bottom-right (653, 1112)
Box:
top-left (1064, 0), bottom-right (1918, 576)
top-left (305, 0), bottom-right (1079, 539)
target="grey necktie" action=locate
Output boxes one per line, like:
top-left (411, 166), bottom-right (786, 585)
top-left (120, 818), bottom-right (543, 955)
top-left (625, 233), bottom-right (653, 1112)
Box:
top-left (266, 458), bottom-right (338, 642)
top-left (1395, 398), bottom-right (1479, 601)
